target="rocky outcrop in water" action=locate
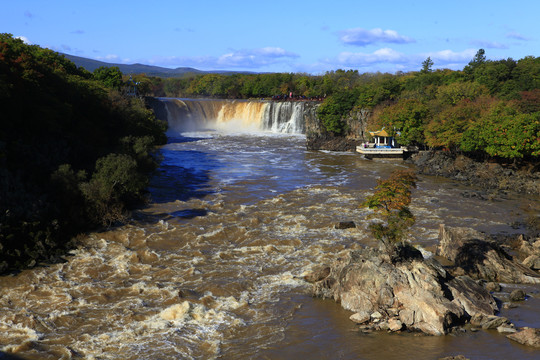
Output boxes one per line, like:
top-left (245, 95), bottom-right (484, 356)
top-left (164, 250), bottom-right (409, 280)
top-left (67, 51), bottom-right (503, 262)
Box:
top-left (408, 151), bottom-right (540, 195)
top-left (308, 244), bottom-right (498, 335)
top-left (437, 225), bottom-right (540, 284)
top-left (305, 108), bottom-right (369, 151)
top-left (512, 234), bottom-right (540, 271)
top-left (507, 327), bottom-right (540, 348)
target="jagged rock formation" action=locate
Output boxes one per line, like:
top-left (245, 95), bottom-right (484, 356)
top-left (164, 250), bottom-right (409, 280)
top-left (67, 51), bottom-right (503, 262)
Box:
top-left (437, 225), bottom-right (540, 284)
top-left (512, 234), bottom-right (540, 271)
top-left (305, 108), bottom-right (369, 151)
top-left (308, 245), bottom-right (498, 335)
top-left (507, 328), bottom-right (540, 348)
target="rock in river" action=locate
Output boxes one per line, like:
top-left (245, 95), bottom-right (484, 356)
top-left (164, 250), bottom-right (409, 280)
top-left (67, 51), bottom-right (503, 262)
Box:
top-left (307, 244), bottom-right (498, 335)
top-left (437, 224), bottom-right (540, 284)
top-left (507, 327), bottom-right (540, 348)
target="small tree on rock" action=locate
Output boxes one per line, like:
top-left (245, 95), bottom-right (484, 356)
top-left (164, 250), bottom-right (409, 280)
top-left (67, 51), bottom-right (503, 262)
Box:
top-left (363, 170), bottom-right (418, 257)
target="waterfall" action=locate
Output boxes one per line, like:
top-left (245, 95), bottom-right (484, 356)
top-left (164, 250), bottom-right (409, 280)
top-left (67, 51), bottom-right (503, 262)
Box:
top-left (159, 98), bottom-right (316, 134)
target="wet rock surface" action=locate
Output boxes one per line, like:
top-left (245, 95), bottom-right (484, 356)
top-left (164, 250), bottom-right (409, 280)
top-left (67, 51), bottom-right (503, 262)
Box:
top-left (408, 151), bottom-right (540, 195)
top-left (509, 289), bottom-right (527, 302)
top-left (308, 225), bottom-right (540, 343)
top-left (306, 133), bottom-right (360, 152)
top-left (308, 244), bottom-right (498, 335)
top-left (334, 221), bottom-right (357, 230)
top-left (305, 108), bottom-right (368, 151)
top-left (437, 225), bottom-right (540, 284)
top-left (507, 327), bottom-right (540, 348)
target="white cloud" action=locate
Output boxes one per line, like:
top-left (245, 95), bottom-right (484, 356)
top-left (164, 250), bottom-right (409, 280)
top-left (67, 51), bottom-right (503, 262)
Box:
top-left (87, 46), bottom-right (478, 74)
top-left (471, 40), bottom-right (508, 49)
top-left (329, 48), bottom-right (408, 68)
top-left (339, 28), bottom-right (415, 46)
top-left (422, 49), bottom-right (477, 65)
top-left (321, 48), bottom-right (478, 73)
top-left (15, 36), bottom-right (31, 44)
top-left (145, 55), bottom-right (213, 68)
top-left (506, 31), bottom-right (530, 41)
top-left (145, 47), bottom-right (299, 70)
top-left (217, 47), bottom-right (299, 68)
top-left (102, 54), bottom-right (120, 61)
top-left (94, 54), bottom-right (132, 64)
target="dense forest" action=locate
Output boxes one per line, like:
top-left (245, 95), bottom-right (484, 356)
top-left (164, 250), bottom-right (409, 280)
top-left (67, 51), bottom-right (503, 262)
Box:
top-left (0, 34), bottom-right (167, 272)
top-left (133, 49), bottom-right (540, 161)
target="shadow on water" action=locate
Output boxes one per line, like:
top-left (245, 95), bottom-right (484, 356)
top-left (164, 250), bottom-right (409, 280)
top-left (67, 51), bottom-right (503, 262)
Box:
top-left (148, 159), bottom-right (213, 203)
top-left (136, 134), bottom-right (222, 222)
top-left (149, 135), bottom-right (220, 204)
top-left (169, 208), bottom-right (208, 219)
top-left (0, 352), bottom-right (24, 360)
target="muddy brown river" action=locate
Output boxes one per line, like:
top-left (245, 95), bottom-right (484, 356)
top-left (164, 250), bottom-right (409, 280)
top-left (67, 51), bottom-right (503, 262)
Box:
top-left (1, 127), bottom-right (539, 359)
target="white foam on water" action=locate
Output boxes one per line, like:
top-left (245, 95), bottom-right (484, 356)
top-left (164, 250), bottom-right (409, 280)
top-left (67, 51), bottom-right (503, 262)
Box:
top-left (160, 301), bottom-right (190, 321)
top-left (0, 128), bottom-right (535, 359)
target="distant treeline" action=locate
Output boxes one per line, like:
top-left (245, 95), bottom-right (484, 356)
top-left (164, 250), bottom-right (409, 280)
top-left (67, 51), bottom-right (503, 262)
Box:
top-left (131, 50), bottom-right (540, 160)
top-left (0, 34), bottom-right (167, 272)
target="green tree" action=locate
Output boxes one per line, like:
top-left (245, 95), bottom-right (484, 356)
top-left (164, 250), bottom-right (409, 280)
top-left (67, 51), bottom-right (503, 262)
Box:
top-left (464, 49), bottom-right (486, 77)
top-left (0, 34), bottom-right (166, 273)
top-left (474, 58), bottom-right (517, 95)
top-left (425, 96), bottom-right (493, 150)
top-left (317, 88), bottom-right (358, 134)
top-left (93, 66), bottom-right (123, 89)
top-left (461, 103), bottom-right (540, 159)
top-left (512, 56), bottom-right (540, 92)
top-left (435, 82), bottom-right (488, 106)
top-left (375, 99), bottom-right (429, 145)
top-left (80, 154), bottom-right (147, 226)
top-left (421, 57), bottom-right (434, 73)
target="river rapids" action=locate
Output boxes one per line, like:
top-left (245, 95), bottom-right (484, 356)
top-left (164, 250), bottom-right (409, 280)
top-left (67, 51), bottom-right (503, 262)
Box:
top-left (1, 101), bottom-right (539, 359)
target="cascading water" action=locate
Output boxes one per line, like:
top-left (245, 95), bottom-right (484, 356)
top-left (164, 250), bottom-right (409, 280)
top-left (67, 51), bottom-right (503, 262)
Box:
top-left (161, 98), bottom-right (314, 134)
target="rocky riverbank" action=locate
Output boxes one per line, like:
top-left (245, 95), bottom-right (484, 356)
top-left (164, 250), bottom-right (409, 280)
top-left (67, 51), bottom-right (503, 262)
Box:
top-left (307, 243), bottom-right (499, 336)
top-left (305, 225), bottom-right (540, 347)
top-left (408, 150), bottom-right (540, 196)
top-left (305, 108), bottom-right (369, 151)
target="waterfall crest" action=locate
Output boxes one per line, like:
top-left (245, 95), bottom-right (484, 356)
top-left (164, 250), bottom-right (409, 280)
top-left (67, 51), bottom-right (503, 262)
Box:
top-left (160, 98), bottom-right (316, 134)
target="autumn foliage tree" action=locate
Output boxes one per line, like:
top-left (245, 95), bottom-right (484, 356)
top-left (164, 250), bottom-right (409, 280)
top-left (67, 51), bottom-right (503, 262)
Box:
top-left (363, 170), bottom-right (418, 255)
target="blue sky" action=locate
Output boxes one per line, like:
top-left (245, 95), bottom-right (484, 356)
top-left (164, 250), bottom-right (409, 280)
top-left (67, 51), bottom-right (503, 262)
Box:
top-left (3, 0), bottom-right (539, 74)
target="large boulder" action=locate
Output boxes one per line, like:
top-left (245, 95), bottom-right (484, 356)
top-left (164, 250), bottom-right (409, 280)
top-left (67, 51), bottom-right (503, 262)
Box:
top-left (437, 225), bottom-right (540, 284)
top-left (514, 234), bottom-right (540, 270)
top-left (309, 245), bottom-right (498, 335)
top-left (507, 327), bottom-right (540, 348)
top-left (436, 225), bottom-right (486, 261)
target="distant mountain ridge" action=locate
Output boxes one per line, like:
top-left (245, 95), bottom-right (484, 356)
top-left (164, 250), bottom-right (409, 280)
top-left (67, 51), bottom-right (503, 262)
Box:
top-left (62, 53), bottom-right (253, 77)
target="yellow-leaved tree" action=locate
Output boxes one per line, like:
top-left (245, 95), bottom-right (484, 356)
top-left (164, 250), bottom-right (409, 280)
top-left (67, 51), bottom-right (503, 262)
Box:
top-left (363, 170), bottom-right (418, 256)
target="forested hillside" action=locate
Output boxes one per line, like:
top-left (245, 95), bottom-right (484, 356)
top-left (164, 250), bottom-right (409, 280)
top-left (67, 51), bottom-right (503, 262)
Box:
top-left (0, 34), bottom-right (167, 272)
top-left (133, 50), bottom-right (540, 161)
